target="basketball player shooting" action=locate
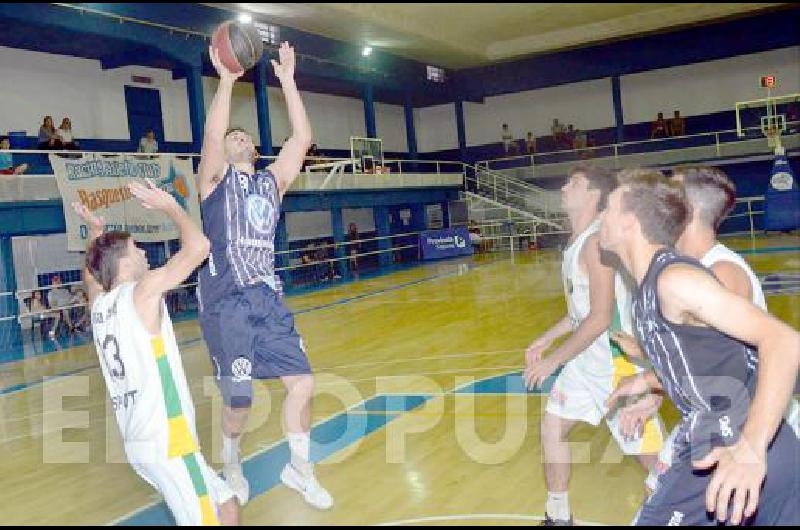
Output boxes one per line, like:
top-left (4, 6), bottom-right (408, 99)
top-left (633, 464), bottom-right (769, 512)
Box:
top-left (196, 42), bottom-right (333, 510)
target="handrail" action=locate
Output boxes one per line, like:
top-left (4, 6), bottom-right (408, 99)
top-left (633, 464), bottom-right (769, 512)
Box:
top-left (477, 120), bottom-right (800, 169)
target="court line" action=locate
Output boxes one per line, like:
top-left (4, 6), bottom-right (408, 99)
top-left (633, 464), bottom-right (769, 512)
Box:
top-left (0, 259), bottom-right (507, 397)
top-left (113, 371), bottom-right (535, 526)
top-left (374, 514), bottom-right (604, 526)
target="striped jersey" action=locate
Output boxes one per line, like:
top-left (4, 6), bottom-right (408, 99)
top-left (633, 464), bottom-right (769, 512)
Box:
top-left (198, 165), bottom-right (282, 311)
top-left (632, 248), bottom-right (758, 462)
top-left (91, 282), bottom-right (199, 464)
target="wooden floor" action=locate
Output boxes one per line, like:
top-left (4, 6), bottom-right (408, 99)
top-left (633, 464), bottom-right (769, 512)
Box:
top-left (0, 235), bottom-right (798, 526)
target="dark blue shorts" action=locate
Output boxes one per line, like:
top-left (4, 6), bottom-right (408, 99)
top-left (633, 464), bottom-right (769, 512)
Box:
top-left (635, 421), bottom-right (800, 526)
top-left (199, 284), bottom-right (312, 408)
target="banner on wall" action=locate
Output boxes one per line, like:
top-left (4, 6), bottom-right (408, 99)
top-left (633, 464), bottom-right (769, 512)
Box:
top-left (420, 227), bottom-right (473, 260)
top-left (764, 153), bottom-right (800, 232)
top-left (49, 154), bottom-right (201, 251)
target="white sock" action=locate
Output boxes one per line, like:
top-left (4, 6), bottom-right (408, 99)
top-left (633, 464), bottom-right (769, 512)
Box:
top-left (288, 432), bottom-right (312, 476)
top-left (222, 434), bottom-right (241, 467)
top-left (546, 491), bottom-right (570, 522)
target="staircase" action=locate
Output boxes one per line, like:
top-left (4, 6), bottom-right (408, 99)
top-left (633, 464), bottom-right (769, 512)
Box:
top-left (462, 164), bottom-right (567, 231)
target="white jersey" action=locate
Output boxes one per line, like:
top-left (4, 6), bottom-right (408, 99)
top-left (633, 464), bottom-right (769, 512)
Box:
top-left (701, 243), bottom-right (766, 311)
top-left (92, 282), bottom-right (199, 464)
top-left (562, 219), bottom-right (632, 372)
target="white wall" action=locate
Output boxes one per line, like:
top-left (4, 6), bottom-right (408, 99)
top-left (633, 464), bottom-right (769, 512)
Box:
top-left (286, 211), bottom-right (333, 242)
top-left (0, 46), bottom-right (193, 142)
top-left (0, 45), bottom-right (401, 151)
top-left (415, 104), bottom-right (458, 153)
top-left (464, 78), bottom-right (615, 146)
top-left (343, 208), bottom-right (376, 232)
top-left (621, 46), bottom-right (800, 124)
top-left (375, 103), bottom-right (407, 153)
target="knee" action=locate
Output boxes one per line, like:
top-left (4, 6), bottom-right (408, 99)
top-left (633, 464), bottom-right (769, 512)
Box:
top-left (288, 375), bottom-right (315, 401)
top-left (541, 414), bottom-right (568, 445)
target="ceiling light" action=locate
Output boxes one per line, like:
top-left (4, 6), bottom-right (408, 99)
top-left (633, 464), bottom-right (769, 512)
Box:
top-left (238, 13), bottom-right (253, 24)
top-left (362, 46), bottom-right (373, 57)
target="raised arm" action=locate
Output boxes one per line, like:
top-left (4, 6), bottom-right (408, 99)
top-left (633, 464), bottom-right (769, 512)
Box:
top-left (198, 46), bottom-right (244, 200)
top-left (659, 265), bottom-right (800, 525)
top-left (267, 42), bottom-right (312, 198)
top-left (129, 180), bottom-right (210, 333)
top-left (71, 202), bottom-right (105, 308)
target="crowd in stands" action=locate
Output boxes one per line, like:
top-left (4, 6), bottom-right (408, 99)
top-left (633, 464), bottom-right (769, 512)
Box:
top-left (21, 274), bottom-right (90, 341)
top-left (500, 120), bottom-right (596, 159)
top-left (651, 110), bottom-right (686, 139)
top-left (37, 116), bottom-right (80, 150)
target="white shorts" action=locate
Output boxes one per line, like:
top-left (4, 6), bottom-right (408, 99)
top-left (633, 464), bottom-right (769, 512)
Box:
top-left (645, 398), bottom-right (800, 493)
top-left (546, 356), bottom-right (665, 456)
top-left (132, 451), bottom-right (235, 526)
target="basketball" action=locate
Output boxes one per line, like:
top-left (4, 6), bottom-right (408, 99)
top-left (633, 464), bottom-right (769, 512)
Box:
top-left (211, 20), bottom-right (263, 74)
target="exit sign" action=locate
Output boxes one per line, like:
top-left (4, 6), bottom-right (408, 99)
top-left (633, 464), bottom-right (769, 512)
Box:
top-left (760, 75), bottom-right (776, 88)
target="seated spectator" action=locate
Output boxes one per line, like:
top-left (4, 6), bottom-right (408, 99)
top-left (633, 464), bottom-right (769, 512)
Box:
top-left (68, 288), bottom-right (89, 333)
top-left (24, 290), bottom-right (55, 340)
top-left (138, 130), bottom-right (159, 153)
top-left (651, 112), bottom-right (669, 139)
top-left (525, 132), bottom-right (536, 155)
top-left (551, 119), bottom-right (568, 150)
top-left (57, 117), bottom-right (80, 150)
top-left (46, 274), bottom-right (73, 339)
top-left (573, 129), bottom-right (587, 150)
top-left (501, 124), bottom-right (513, 156)
top-left (565, 124), bottom-right (576, 149)
top-left (38, 116), bottom-right (63, 150)
top-left (0, 136), bottom-right (29, 175)
top-left (668, 110), bottom-right (686, 137)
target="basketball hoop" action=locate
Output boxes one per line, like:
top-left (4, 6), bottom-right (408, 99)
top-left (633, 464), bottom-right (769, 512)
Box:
top-left (766, 126), bottom-right (783, 154)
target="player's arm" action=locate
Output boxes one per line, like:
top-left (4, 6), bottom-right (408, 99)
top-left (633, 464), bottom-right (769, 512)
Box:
top-left (525, 234), bottom-right (614, 388)
top-left (71, 202), bottom-right (105, 308)
top-left (524, 315), bottom-right (573, 368)
top-left (709, 261), bottom-right (752, 302)
top-left (267, 42), bottom-right (312, 198)
top-left (129, 180), bottom-right (210, 333)
top-left (658, 264), bottom-right (800, 525)
top-left (198, 46), bottom-right (244, 200)
top-left (548, 234), bottom-right (614, 365)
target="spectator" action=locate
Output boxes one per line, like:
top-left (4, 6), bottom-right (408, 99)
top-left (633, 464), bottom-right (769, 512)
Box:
top-left (47, 274), bottom-right (73, 338)
top-left (37, 116), bottom-right (63, 150)
top-left (573, 128), bottom-right (587, 150)
top-left (501, 124), bottom-right (514, 155)
top-left (551, 119), bottom-right (566, 150)
top-left (524, 132), bottom-right (536, 155)
top-left (69, 288), bottom-right (90, 333)
top-left (138, 130), bottom-right (159, 153)
top-left (25, 290), bottom-right (54, 340)
top-left (668, 110), bottom-right (686, 137)
top-left (346, 223), bottom-right (360, 278)
top-left (565, 124), bottom-right (576, 149)
top-left (468, 221), bottom-right (484, 253)
top-left (0, 136), bottom-right (29, 175)
top-left (57, 117), bottom-right (80, 150)
top-left (651, 112), bottom-right (668, 139)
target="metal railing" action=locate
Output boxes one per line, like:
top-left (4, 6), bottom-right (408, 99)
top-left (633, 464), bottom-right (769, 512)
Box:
top-left (476, 121), bottom-right (800, 179)
top-left (0, 150), bottom-right (465, 201)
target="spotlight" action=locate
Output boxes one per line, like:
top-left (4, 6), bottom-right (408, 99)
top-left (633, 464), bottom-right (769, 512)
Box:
top-left (362, 46), bottom-right (373, 57)
top-left (238, 13), bottom-right (252, 24)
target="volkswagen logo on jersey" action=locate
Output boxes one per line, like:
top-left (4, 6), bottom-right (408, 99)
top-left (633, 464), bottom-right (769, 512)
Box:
top-left (231, 357), bottom-right (253, 383)
top-left (247, 194), bottom-right (274, 234)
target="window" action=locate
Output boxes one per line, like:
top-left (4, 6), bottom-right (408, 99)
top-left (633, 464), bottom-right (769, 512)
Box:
top-left (426, 65), bottom-right (446, 83)
top-left (254, 22), bottom-right (280, 45)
